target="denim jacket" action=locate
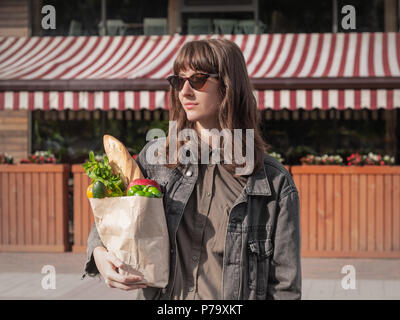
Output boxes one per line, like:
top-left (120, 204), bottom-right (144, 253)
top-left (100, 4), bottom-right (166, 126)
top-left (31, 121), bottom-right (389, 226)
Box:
top-left (83, 138), bottom-right (302, 300)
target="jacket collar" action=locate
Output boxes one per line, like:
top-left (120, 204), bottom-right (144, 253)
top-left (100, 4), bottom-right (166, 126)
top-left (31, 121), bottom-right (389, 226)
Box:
top-left (245, 161), bottom-right (271, 196)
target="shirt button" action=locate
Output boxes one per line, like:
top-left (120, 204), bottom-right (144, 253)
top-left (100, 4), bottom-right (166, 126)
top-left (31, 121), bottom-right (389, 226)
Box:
top-left (206, 192), bottom-right (211, 197)
top-left (186, 170), bottom-right (192, 177)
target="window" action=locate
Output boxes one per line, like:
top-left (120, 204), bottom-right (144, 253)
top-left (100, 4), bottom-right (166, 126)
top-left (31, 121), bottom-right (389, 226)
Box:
top-left (37, 0), bottom-right (101, 36)
top-left (337, 0), bottom-right (384, 32)
top-left (181, 11), bottom-right (255, 34)
top-left (258, 0), bottom-right (333, 33)
top-left (106, 0), bottom-right (168, 35)
top-left (32, 0), bottom-right (168, 36)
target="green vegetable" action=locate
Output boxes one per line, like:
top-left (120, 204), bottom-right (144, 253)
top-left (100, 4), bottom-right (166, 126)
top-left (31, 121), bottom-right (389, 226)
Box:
top-left (92, 181), bottom-right (107, 198)
top-left (82, 151), bottom-right (125, 197)
top-left (148, 186), bottom-right (162, 198)
top-left (126, 184), bottom-right (163, 198)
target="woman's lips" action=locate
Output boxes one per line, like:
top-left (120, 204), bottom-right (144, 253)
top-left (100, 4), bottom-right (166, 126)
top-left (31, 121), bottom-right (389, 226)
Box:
top-left (184, 103), bottom-right (198, 110)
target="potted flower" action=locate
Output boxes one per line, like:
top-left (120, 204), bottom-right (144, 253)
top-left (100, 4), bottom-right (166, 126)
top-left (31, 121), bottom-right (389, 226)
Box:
top-left (20, 151), bottom-right (56, 164)
top-left (0, 153), bottom-right (14, 164)
top-left (347, 152), bottom-right (395, 166)
top-left (300, 154), bottom-right (343, 165)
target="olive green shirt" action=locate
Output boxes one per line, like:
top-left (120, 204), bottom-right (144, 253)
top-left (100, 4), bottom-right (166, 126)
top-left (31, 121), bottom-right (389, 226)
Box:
top-left (171, 161), bottom-right (248, 300)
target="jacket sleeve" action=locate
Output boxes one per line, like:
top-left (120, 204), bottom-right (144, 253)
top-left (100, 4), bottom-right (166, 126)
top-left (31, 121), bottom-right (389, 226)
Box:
top-left (81, 143), bottom-right (150, 280)
top-left (267, 190), bottom-right (302, 299)
top-left (81, 223), bottom-right (105, 279)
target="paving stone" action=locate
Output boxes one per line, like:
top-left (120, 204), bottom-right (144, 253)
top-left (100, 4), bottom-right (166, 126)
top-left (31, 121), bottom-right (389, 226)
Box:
top-left (1, 253), bottom-right (399, 300)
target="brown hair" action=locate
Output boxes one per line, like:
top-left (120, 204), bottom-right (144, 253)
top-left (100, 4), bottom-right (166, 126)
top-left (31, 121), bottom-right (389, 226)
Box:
top-left (164, 38), bottom-right (269, 177)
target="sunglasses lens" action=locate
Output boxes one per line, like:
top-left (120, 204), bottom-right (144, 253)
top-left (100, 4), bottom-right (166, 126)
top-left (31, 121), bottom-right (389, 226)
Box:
top-left (189, 74), bottom-right (208, 90)
top-left (168, 76), bottom-right (184, 91)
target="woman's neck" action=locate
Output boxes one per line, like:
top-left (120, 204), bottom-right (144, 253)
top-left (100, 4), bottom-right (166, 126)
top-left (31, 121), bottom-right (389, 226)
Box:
top-left (195, 121), bottom-right (221, 147)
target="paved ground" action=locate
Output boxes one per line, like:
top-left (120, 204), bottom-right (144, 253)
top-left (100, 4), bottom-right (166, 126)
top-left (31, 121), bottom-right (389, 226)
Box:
top-left (0, 252), bottom-right (399, 300)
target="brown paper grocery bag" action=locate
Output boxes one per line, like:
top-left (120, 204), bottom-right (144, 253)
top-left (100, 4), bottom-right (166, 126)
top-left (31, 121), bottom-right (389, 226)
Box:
top-left (89, 196), bottom-right (169, 288)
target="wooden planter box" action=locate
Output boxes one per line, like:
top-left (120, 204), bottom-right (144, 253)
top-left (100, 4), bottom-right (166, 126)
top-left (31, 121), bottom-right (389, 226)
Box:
top-left (292, 165), bottom-right (400, 258)
top-left (0, 164), bottom-right (70, 252)
top-left (72, 164), bottom-right (94, 253)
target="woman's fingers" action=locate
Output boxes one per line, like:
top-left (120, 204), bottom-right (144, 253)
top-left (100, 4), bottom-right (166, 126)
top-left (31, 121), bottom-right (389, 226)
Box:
top-left (103, 251), bottom-right (147, 290)
top-left (105, 278), bottom-right (147, 291)
top-left (106, 252), bottom-right (123, 269)
top-left (104, 267), bottom-right (146, 289)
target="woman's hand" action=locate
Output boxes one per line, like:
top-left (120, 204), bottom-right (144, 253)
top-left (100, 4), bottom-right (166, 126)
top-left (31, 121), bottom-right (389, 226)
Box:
top-left (93, 246), bottom-right (147, 291)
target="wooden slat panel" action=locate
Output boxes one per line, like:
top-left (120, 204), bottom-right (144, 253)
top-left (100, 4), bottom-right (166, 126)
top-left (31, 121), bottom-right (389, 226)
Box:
top-left (24, 172), bottom-right (32, 245)
top-left (0, 0), bottom-right (28, 28)
top-left (367, 174), bottom-right (375, 251)
top-left (384, 175), bottom-right (393, 251)
top-left (359, 174), bottom-right (367, 251)
top-left (0, 142), bottom-right (28, 151)
top-left (0, 165), bottom-right (69, 251)
top-left (9, 173), bottom-right (17, 245)
top-left (55, 173), bottom-right (61, 245)
top-left (393, 175), bottom-right (400, 250)
top-left (309, 174), bottom-right (317, 251)
top-left (0, 165), bottom-right (68, 173)
top-left (0, 244), bottom-right (68, 253)
top-left (334, 174), bottom-right (342, 251)
top-left (325, 174), bottom-right (334, 251)
top-left (62, 172), bottom-right (70, 249)
top-left (32, 172), bottom-right (39, 245)
top-left (293, 174), bottom-right (306, 251)
top-left (342, 174), bottom-right (350, 252)
top-left (350, 174), bottom-right (359, 251)
top-left (0, 111), bottom-right (28, 118)
top-left (317, 174), bottom-right (325, 251)
top-left (0, 118), bottom-right (28, 124)
top-left (48, 172), bottom-right (55, 245)
top-left (83, 175), bottom-right (91, 248)
top-left (1, 172), bottom-right (9, 244)
top-left (291, 165), bottom-right (400, 174)
top-left (0, 173), bottom-right (2, 245)
top-left (16, 173), bottom-right (24, 245)
top-left (39, 172), bottom-right (47, 245)
top-left (376, 174), bottom-right (384, 251)
top-left (301, 175), bottom-right (309, 252)
top-left (74, 173), bottom-right (82, 249)
top-left (0, 124), bottom-right (28, 131)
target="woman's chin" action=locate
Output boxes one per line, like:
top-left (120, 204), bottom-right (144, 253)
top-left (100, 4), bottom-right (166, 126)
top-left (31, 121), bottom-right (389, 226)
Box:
top-left (185, 111), bottom-right (201, 122)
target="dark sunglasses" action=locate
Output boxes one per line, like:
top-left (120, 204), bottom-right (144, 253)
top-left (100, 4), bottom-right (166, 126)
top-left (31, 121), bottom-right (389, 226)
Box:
top-left (167, 73), bottom-right (219, 91)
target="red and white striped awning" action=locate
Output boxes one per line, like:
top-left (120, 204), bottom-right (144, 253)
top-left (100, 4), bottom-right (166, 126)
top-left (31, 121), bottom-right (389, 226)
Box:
top-left (0, 33), bottom-right (399, 110)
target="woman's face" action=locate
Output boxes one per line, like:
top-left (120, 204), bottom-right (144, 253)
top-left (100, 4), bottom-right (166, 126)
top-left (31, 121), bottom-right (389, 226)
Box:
top-left (178, 68), bottom-right (221, 130)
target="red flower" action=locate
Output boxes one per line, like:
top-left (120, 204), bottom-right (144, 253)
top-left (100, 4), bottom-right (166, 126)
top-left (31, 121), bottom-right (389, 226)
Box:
top-left (132, 155), bottom-right (137, 160)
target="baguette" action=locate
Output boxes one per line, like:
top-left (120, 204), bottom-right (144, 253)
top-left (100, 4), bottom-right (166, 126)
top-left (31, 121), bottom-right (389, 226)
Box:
top-left (103, 135), bottom-right (144, 188)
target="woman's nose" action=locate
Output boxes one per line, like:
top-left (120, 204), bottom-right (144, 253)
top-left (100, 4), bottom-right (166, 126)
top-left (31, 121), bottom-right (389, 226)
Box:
top-left (181, 79), bottom-right (194, 96)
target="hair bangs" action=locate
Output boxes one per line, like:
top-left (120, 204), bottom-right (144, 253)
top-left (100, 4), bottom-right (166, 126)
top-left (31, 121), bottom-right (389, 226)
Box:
top-left (173, 41), bottom-right (219, 75)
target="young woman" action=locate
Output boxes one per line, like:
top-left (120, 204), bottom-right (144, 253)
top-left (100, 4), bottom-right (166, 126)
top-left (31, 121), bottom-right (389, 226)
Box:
top-left (83, 38), bottom-right (302, 300)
